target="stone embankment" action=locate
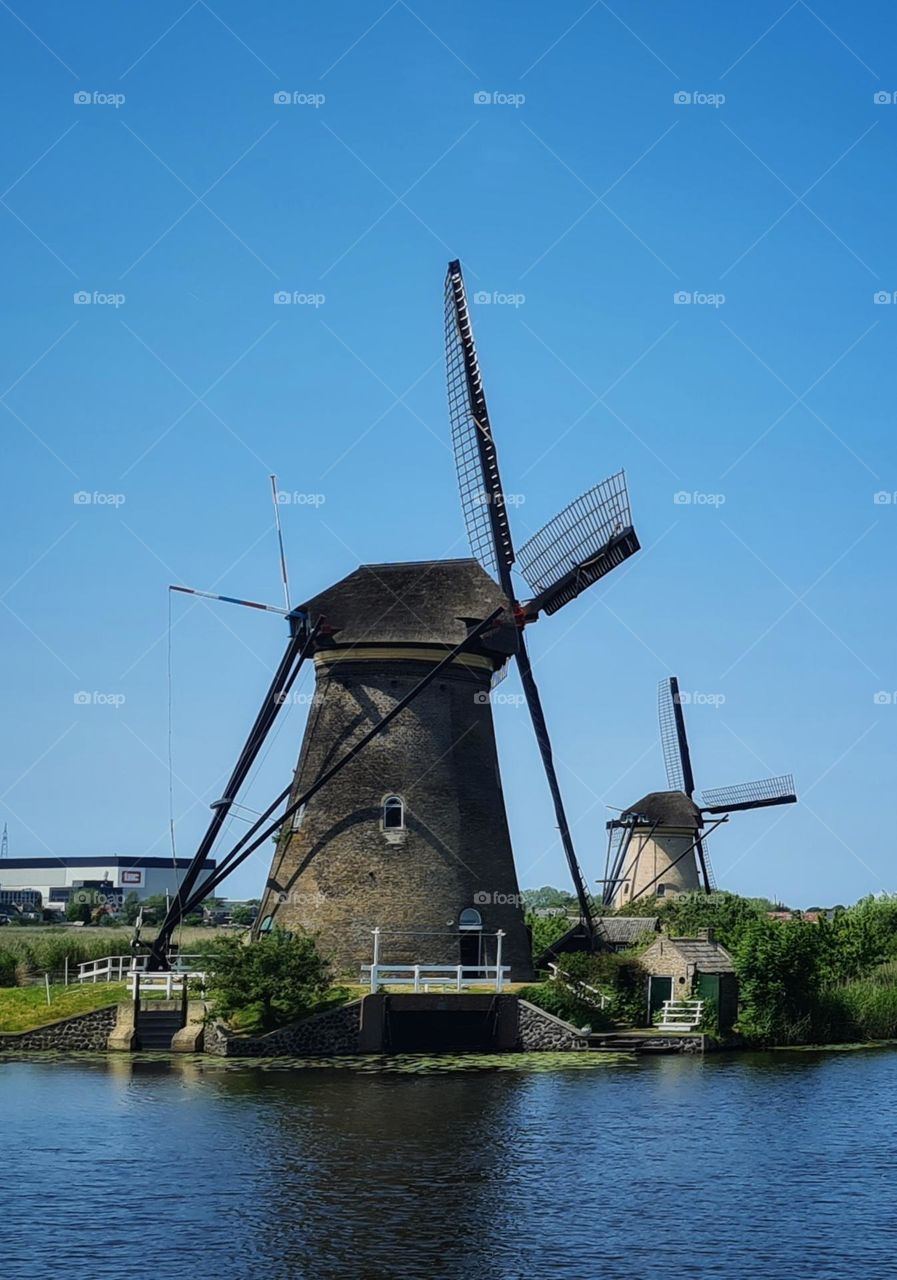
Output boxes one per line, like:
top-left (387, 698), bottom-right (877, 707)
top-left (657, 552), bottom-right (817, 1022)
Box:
top-left (0, 1004), bottom-right (118, 1052)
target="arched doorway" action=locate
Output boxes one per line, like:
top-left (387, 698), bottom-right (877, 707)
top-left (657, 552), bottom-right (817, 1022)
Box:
top-left (458, 907), bottom-right (483, 971)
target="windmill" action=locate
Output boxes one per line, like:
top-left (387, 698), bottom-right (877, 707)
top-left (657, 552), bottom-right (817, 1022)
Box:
top-left (144, 261), bottom-right (640, 974)
top-left (603, 675), bottom-right (797, 908)
top-left (442, 259), bottom-right (639, 942)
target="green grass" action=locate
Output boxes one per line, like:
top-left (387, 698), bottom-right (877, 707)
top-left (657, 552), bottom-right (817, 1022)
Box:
top-left (0, 926), bottom-right (232, 984)
top-left (0, 982), bottom-right (128, 1033)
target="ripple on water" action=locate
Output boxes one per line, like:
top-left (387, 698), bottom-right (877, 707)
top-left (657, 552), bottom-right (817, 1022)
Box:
top-left (1, 1047), bottom-right (895, 1280)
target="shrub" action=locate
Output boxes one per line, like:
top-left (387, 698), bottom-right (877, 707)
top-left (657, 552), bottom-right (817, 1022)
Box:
top-left (517, 982), bottom-right (611, 1031)
top-left (551, 950), bottom-right (646, 1026)
top-left (0, 949), bottom-right (17, 987)
top-left (200, 929), bottom-right (337, 1032)
top-left (527, 911), bottom-right (574, 962)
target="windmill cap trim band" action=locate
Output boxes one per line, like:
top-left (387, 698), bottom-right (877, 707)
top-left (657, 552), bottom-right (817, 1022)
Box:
top-left (314, 645), bottom-right (495, 672)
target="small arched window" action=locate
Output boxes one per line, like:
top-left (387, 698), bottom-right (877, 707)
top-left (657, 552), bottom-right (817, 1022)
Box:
top-left (382, 795), bottom-right (404, 830)
top-left (459, 908), bottom-right (482, 930)
top-left (258, 914), bottom-right (273, 934)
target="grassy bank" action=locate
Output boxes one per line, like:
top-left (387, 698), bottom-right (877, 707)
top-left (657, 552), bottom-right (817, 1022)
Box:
top-left (0, 982), bottom-right (128, 1033)
top-left (0, 926), bottom-right (226, 986)
top-left (790, 968), bottom-right (897, 1046)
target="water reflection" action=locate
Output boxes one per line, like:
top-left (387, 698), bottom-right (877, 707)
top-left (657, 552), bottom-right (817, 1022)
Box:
top-left (1, 1049), bottom-right (895, 1280)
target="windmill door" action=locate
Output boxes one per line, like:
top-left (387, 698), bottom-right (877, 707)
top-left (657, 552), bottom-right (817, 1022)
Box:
top-left (647, 975), bottom-right (672, 1025)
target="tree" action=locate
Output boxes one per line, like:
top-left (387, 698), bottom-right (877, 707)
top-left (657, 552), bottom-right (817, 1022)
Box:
top-left (66, 889), bottom-right (102, 924)
top-left (138, 894), bottom-right (169, 919)
top-left (734, 918), bottom-right (827, 1042)
top-left (527, 911), bottom-right (572, 962)
top-left (229, 903), bottom-right (259, 926)
top-left (122, 892), bottom-right (142, 925)
top-left (200, 930), bottom-right (334, 1031)
top-left (523, 886), bottom-right (578, 911)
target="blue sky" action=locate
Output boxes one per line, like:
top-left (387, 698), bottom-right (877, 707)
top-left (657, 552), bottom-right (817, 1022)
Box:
top-left (1, 1), bottom-right (895, 908)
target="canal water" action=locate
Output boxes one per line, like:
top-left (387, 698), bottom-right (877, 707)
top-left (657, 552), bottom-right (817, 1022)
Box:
top-left (1, 1047), bottom-right (895, 1279)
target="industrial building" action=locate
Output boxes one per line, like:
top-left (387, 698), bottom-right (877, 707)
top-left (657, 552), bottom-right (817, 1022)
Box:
top-left (0, 856), bottom-right (217, 913)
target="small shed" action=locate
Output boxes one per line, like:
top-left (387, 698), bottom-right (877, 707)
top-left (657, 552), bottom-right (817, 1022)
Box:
top-left (595, 917), bottom-right (659, 952)
top-left (638, 929), bottom-right (738, 1031)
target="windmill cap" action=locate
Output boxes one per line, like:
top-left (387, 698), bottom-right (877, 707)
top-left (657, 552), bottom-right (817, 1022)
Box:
top-left (300, 559), bottom-right (510, 646)
top-left (622, 791), bottom-right (703, 829)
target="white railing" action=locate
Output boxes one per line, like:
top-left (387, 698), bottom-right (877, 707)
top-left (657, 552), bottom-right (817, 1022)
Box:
top-left (78, 956), bottom-right (141, 983)
top-left (547, 963), bottom-right (610, 1009)
top-left (128, 971), bottom-right (206, 999)
top-left (657, 999), bottom-right (704, 1032)
top-left (362, 963), bottom-right (511, 993)
top-left (363, 926), bottom-right (509, 993)
top-left (77, 954), bottom-right (204, 984)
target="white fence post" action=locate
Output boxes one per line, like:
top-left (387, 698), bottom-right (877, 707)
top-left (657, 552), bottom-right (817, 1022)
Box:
top-left (371, 927), bottom-right (381, 992)
top-left (495, 931), bottom-right (504, 993)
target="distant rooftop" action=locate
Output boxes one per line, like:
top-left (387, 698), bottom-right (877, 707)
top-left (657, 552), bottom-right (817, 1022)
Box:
top-left (0, 856), bottom-right (215, 870)
top-left (596, 917), bottom-right (659, 946)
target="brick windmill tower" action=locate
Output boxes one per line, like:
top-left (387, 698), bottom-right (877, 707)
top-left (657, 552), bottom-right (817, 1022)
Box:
top-left (144, 263), bottom-right (640, 977)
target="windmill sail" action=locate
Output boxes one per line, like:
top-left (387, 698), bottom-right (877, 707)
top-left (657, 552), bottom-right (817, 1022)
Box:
top-left (516, 473), bottom-right (639, 615)
top-left (444, 260), bottom-right (515, 593)
top-left (702, 775), bottom-right (797, 814)
top-left (515, 631), bottom-right (598, 930)
top-left (658, 676), bottom-right (696, 795)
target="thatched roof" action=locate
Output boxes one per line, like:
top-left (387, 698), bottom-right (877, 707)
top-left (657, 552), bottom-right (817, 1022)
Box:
top-left (622, 791), bottom-right (702, 829)
top-left (301, 559), bottom-right (509, 646)
top-left (596, 917), bottom-right (659, 946)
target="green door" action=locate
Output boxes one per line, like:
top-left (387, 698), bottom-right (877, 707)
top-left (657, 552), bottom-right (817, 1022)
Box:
top-left (696, 974), bottom-right (720, 1031)
top-left (648, 976), bottom-right (672, 1024)
top-left (696, 974), bottom-right (719, 1002)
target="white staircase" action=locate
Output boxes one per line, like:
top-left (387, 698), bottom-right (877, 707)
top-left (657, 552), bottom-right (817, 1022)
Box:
top-left (657, 998), bottom-right (703, 1032)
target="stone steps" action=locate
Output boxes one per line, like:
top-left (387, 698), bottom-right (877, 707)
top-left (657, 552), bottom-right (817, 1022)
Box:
top-left (136, 1011), bottom-right (183, 1051)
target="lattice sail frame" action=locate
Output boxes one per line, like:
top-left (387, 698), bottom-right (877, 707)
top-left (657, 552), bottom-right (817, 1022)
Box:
top-left (444, 262), bottom-right (515, 586)
top-left (658, 677), bottom-right (687, 793)
top-left (517, 472), bottom-right (632, 593)
top-left (702, 774), bottom-right (797, 812)
top-left (515, 473), bottom-right (638, 615)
